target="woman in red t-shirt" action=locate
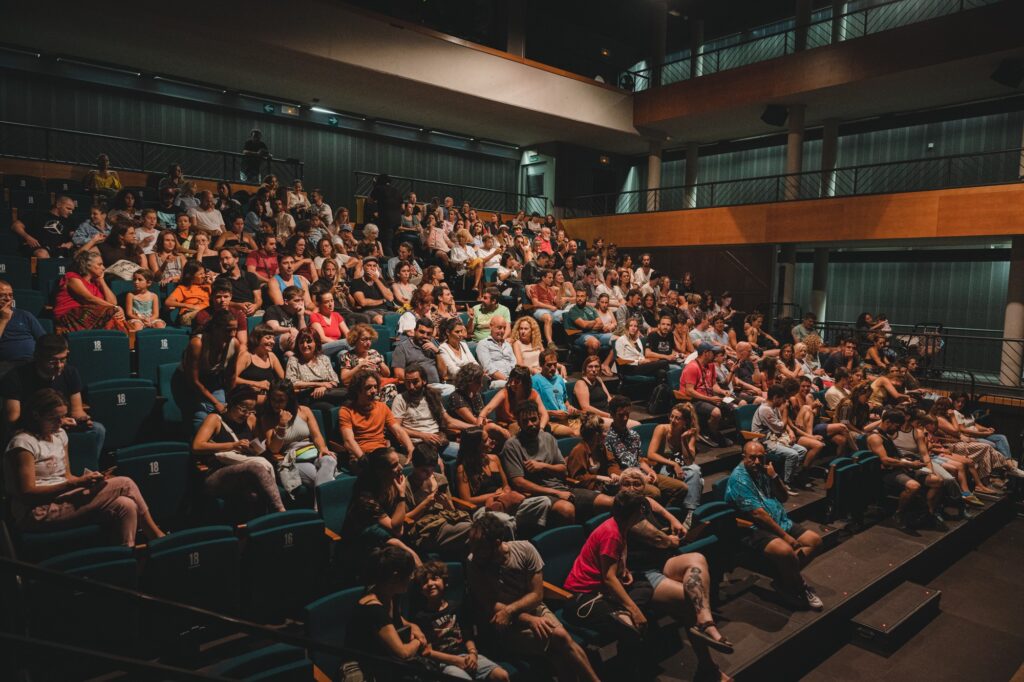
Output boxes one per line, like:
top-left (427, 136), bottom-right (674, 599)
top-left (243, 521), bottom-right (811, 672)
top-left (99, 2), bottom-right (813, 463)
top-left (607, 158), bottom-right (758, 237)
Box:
top-left (562, 490), bottom-right (734, 675)
top-left (309, 289), bottom-right (350, 358)
top-left (54, 251), bottom-right (134, 334)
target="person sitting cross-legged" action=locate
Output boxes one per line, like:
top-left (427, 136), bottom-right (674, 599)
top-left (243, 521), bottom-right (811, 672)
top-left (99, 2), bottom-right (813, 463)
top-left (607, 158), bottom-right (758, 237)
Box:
top-left (562, 489), bottom-right (733, 681)
top-left (725, 440), bottom-right (824, 611)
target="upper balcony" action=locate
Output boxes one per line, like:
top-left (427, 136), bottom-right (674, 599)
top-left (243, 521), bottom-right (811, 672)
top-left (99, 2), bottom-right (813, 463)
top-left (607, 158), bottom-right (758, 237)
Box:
top-left (630, 0), bottom-right (1024, 143)
top-left (561, 146), bottom-right (1024, 247)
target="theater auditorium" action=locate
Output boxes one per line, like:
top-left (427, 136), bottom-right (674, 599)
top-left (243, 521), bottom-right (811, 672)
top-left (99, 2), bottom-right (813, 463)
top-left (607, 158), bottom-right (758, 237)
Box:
top-left (2, 0), bottom-right (1024, 680)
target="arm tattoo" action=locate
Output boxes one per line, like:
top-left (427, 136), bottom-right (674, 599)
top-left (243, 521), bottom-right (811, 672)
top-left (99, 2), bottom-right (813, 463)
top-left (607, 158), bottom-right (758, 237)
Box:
top-left (684, 566), bottom-right (707, 613)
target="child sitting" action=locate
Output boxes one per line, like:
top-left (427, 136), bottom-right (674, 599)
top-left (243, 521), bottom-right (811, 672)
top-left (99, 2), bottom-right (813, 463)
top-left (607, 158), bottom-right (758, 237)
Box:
top-left (125, 268), bottom-right (165, 329)
top-left (411, 560), bottom-right (509, 681)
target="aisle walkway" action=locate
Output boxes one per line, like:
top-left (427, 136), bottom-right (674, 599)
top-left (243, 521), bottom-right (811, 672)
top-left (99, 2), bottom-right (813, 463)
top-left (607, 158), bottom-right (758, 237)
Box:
top-left (803, 516), bottom-right (1024, 681)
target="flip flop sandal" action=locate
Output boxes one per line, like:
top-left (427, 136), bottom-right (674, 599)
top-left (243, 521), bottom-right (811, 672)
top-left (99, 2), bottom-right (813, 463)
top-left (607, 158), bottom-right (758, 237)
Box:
top-left (689, 621), bottom-right (735, 654)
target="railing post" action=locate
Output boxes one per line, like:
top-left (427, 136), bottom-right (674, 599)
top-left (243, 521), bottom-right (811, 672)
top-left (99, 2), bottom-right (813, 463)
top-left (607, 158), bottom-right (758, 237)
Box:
top-left (223, 153), bottom-right (228, 183)
top-left (139, 141), bottom-right (145, 173)
top-left (44, 128), bottom-right (50, 161)
top-left (852, 167), bottom-right (859, 194)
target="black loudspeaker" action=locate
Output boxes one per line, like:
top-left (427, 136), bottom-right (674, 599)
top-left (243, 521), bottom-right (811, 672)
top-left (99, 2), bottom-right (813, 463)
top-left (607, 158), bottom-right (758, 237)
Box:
top-left (761, 104), bottom-right (789, 127)
top-left (991, 59), bottom-right (1024, 89)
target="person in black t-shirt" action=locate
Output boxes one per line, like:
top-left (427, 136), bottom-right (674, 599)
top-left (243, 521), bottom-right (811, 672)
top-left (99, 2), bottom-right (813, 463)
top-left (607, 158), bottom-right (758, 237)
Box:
top-left (645, 314), bottom-right (682, 365)
top-left (344, 547), bottom-right (430, 678)
top-left (412, 560), bottom-right (509, 680)
top-left (12, 196), bottom-right (77, 258)
top-left (1, 334), bottom-right (105, 459)
top-left (214, 247), bottom-right (262, 314)
top-left (348, 257), bottom-right (394, 324)
top-left (264, 285), bottom-right (307, 352)
top-left (241, 129), bottom-right (269, 182)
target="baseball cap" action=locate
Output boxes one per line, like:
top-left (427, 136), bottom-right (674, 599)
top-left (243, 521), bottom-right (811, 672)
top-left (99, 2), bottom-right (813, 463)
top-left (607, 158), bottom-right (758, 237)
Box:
top-left (697, 343), bottom-right (721, 355)
top-left (341, 224), bottom-right (353, 232)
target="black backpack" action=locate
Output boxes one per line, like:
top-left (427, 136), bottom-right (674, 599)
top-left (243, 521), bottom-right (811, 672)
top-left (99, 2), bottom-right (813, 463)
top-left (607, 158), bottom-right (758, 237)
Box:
top-left (647, 383), bottom-right (672, 415)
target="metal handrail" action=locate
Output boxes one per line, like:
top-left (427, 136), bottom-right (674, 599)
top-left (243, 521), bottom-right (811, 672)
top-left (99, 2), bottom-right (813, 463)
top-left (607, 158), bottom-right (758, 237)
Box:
top-left (564, 146), bottom-right (1024, 216)
top-left (353, 170), bottom-right (550, 216)
top-left (621, 0), bottom-right (1001, 91)
top-left (0, 555), bottom-right (447, 680)
top-left (0, 119), bottom-right (304, 184)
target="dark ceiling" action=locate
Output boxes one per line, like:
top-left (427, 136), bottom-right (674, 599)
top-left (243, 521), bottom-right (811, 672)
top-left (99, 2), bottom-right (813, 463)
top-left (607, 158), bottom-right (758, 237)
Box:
top-left (344, 0), bottom-right (816, 80)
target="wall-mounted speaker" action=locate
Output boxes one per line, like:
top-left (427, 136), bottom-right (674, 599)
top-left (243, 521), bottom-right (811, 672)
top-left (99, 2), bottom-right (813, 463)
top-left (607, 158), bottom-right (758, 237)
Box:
top-left (761, 104), bottom-right (789, 127)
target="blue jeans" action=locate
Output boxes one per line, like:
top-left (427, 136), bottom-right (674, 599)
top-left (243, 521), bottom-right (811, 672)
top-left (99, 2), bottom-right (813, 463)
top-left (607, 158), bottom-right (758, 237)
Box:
top-left (764, 439), bottom-right (807, 484)
top-left (681, 463), bottom-right (704, 511)
top-left (983, 434), bottom-right (1012, 460)
top-left (576, 332), bottom-right (614, 349)
top-left (193, 389), bottom-right (227, 431)
top-left (533, 308), bottom-right (563, 324)
top-left (321, 339), bottom-right (350, 358)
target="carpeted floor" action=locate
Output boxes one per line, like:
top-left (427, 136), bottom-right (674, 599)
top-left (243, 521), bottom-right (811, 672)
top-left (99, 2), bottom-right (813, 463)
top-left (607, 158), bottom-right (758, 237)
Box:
top-left (803, 516), bottom-right (1024, 681)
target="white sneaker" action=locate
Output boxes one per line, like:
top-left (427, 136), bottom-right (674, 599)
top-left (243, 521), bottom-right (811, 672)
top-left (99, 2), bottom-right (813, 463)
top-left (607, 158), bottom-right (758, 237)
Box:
top-left (804, 584), bottom-right (824, 611)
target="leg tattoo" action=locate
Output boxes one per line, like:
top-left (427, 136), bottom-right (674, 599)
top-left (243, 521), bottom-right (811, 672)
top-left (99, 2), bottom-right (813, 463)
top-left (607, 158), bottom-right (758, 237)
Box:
top-left (684, 566), bottom-right (707, 613)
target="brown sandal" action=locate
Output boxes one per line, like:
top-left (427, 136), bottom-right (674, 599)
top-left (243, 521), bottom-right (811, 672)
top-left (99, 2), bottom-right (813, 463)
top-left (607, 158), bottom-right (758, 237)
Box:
top-left (689, 621), bottom-right (735, 653)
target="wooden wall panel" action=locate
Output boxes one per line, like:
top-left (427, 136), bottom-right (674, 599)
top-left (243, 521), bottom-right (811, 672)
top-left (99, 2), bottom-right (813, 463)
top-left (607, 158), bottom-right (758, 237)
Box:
top-left (564, 184), bottom-right (1024, 247)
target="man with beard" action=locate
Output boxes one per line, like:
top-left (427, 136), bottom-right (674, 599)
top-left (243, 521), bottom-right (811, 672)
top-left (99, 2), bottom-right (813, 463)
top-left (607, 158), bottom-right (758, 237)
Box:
top-left (391, 366), bottom-right (474, 459)
top-left (500, 401), bottom-right (600, 524)
top-left (725, 441), bottom-right (824, 611)
top-left (393, 318), bottom-right (454, 396)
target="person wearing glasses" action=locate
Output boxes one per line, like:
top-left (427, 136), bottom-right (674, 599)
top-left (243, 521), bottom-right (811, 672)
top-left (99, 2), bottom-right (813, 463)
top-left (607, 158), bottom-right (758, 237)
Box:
top-left (725, 441), bottom-right (824, 611)
top-left (191, 385), bottom-right (287, 519)
top-left (0, 280), bottom-right (46, 374)
top-left (1, 334), bottom-right (105, 463)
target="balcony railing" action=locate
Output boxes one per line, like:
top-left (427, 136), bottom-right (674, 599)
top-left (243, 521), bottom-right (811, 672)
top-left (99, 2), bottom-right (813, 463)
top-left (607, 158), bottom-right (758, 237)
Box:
top-left (0, 120), bottom-right (304, 185)
top-left (564, 147), bottom-right (1024, 217)
top-left (353, 170), bottom-right (550, 216)
top-left (620, 0), bottom-right (1003, 92)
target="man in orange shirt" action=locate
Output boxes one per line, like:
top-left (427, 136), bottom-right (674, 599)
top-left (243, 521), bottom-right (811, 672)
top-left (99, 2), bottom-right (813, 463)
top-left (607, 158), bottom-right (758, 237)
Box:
top-left (338, 368), bottom-right (415, 470)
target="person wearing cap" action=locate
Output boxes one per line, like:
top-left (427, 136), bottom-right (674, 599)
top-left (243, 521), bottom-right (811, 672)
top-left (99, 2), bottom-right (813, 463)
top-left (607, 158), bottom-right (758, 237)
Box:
top-left (349, 257), bottom-right (394, 324)
top-left (681, 343), bottom-right (734, 448)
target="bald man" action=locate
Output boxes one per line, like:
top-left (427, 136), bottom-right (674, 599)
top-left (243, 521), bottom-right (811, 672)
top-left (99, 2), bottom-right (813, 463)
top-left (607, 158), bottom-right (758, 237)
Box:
top-left (725, 440), bottom-right (824, 611)
top-left (476, 315), bottom-right (516, 388)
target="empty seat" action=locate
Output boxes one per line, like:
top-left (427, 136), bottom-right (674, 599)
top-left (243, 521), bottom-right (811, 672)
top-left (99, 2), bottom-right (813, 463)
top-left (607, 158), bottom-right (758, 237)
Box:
top-left (207, 643), bottom-right (310, 682)
top-left (117, 440), bottom-right (190, 462)
top-left (16, 524), bottom-right (105, 562)
top-left (9, 190), bottom-right (50, 211)
top-left (116, 448), bottom-right (189, 524)
top-left (141, 526), bottom-right (240, 638)
top-left (241, 510), bottom-right (327, 620)
top-left (557, 436), bottom-right (581, 458)
top-left (67, 427), bottom-right (103, 475)
top-left (316, 475), bottom-right (356, 540)
top-left (36, 257), bottom-right (72, 301)
top-left (85, 378), bottom-right (157, 451)
top-left (2, 174), bottom-right (45, 191)
top-left (46, 178), bottom-right (86, 194)
top-left (67, 330), bottom-right (131, 386)
top-left (158, 361), bottom-right (184, 425)
top-left (304, 587), bottom-right (364, 677)
top-left (35, 547), bottom-right (140, 654)
top-left (531, 525), bottom-right (586, 589)
top-left (12, 288), bottom-right (44, 316)
top-left (633, 422), bottom-right (658, 453)
top-left (136, 328), bottom-right (190, 386)
top-left (0, 255), bottom-right (31, 289)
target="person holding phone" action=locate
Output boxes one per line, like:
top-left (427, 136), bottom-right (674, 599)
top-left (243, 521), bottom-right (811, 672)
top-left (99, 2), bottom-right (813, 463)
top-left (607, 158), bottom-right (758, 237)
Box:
top-left (4, 388), bottom-right (164, 546)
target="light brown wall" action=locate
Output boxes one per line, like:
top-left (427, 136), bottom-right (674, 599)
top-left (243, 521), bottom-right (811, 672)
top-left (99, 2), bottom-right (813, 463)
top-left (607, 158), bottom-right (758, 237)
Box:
top-left (563, 183), bottom-right (1024, 247)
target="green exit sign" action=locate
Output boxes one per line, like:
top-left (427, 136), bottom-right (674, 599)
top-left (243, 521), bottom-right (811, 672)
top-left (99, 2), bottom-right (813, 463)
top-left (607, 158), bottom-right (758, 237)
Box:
top-left (263, 103), bottom-right (275, 114)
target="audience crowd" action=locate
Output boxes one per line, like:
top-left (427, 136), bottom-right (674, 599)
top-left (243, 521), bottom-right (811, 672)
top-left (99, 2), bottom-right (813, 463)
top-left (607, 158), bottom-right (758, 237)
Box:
top-left (3, 163), bottom-right (1022, 682)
